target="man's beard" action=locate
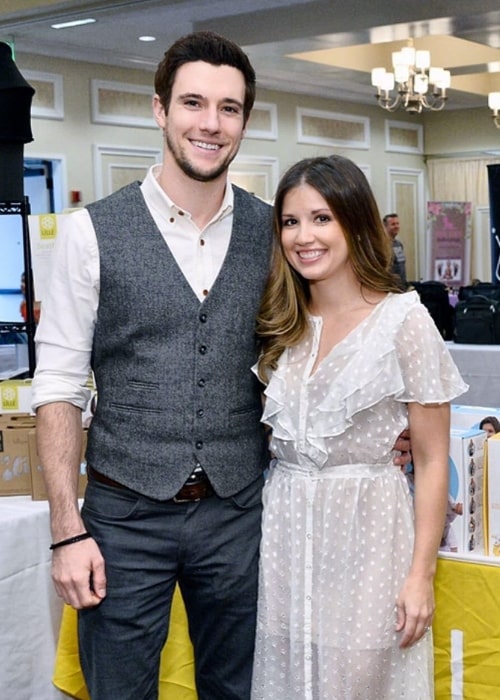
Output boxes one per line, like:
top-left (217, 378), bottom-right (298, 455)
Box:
top-left (166, 132), bottom-right (237, 183)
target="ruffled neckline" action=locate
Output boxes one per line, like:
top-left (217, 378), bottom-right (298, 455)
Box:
top-left (306, 292), bottom-right (392, 376)
top-left (258, 291), bottom-right (466, 467)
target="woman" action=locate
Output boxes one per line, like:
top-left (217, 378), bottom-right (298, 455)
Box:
top-left (479, 415), bottom-right (500, 437)
top-left (251, 156), bottom-right (467, 699)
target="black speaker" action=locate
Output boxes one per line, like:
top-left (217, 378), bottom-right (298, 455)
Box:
top-left (0, 42), bottom-right (35, 202)
top-left (487, 163), bottom-right (500, 284)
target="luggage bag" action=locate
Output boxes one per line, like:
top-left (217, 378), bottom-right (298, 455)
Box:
top-left (454, 295), bottom-right (500, 344)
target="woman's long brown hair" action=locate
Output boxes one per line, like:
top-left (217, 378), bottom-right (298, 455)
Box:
top-left (256, 155), bottom-right (402, 383)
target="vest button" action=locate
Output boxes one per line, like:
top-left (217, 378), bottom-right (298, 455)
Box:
top-left (198, 378), bottom-right (206, 387)
top-left (199, 345), bottom-right (207, 354)
top-left (200, 313), bottom-right (207, 323)
top-left (195, 440), bottom-right (203, 450)
top-left (197, 408), bottom-right (204, 417)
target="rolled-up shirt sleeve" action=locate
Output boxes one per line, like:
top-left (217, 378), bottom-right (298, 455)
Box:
top-left (31, 209), bottom-right (99, 411)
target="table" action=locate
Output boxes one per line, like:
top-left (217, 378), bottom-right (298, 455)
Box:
top-left (53, 555), bottom-right (500, 700)
top-left (434, 554), bottom-right (500, 699)
top-left (0, 496), bottom-right (195, 700)
top-left (0, 496), bottom-right (66, 700)
top-left (445, 342), bottom-right (500, 407)
top-left (0, 343), bottom-right (28, 379)
top-left (5, 497), bottom-right (499, 699)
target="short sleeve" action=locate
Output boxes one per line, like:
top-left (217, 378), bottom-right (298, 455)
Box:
top-left (394, 301), bottom-right (468, 404)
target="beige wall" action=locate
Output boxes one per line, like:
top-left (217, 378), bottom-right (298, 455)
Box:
top-left (423, 107), bottom-right (499, 157)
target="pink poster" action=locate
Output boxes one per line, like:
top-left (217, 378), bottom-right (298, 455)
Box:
top-left (427, 201), bottom-right (471, 287)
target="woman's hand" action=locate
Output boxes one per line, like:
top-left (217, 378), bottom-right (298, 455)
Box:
top-left (395, 573), bottom-right (434, 648)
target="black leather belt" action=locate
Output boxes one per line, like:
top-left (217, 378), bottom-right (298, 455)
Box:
top-left (88, 466), bottom-right (214, 503)
top-left (172, 477), bottom-right (214, 503)
top-left (88, 466), bottom-right (124, 489)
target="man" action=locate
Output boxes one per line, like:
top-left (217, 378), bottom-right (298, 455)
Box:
top-left (383, 212), bottom-right (407, 286)
top-left (33, 32), bottom-right (411, 700)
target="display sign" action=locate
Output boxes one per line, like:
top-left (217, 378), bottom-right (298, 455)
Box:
top-left (427, 201), bottom-right (471, 288)
top-left (27, 213), bottom-right (71, 302)
top-left (487, 164), bottom-right (500, 284)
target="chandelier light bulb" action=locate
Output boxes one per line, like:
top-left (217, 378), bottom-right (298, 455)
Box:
top-left (489, 93), bottom-right (500, 128)
top-left (488, 92), bottom-right (500, 111)
top-left (415, 50), bottom-right (431, 70)
top-left (371, 67), bottom-right (386, 87)
top-left (382, 72), bottom-right (395, 91)
top-left (437, 70), bottom-right (451, 89)
top-left (414, 74), bottom-right (428, 95)
top-left (429, 67), bottom-right (442, 84)
top-left (394, 65), bottom-right (410, 83)
top-left (391, 51), bottom-right (403, 68)
top-left (400, 46), bottom-right (416, 67)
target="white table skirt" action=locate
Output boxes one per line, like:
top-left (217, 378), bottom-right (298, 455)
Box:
top-left (0, 496), bottom-right (66, 700)
top-left (446, 342), bottom-right (500, 408)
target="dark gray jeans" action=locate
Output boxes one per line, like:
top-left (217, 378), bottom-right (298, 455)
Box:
top-left (78, 474), bottom-right (263, 700)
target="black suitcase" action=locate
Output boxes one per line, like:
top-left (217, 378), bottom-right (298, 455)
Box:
top-left (409, 281), bottom-right (455, 340)
top-left (458, 283), bottom-right (500, 303)
top-left (454, 295), bottom-right (500, 344)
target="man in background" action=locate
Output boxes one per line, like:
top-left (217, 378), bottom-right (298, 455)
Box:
top-left (383, 212), bottom-right (407, 287)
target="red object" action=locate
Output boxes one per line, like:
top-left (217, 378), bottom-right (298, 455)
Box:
top-left (20, 299), bottom-right (40, 323)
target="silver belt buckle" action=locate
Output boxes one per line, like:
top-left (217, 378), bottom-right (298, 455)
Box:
top-left (172, 467), bottom-right (206, 503)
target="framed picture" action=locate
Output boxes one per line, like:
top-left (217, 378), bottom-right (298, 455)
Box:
top-left (297, 107), bottom-right (370, 149)
top-left (385, 120), bottom-right (423, 154)
top-left (93, 145), bottom-right (161, 198)
top-left (229, 156), bottom-right (279, 201)
top-left (23, 70), bottom-right (64, 120)
top-left (91, 79), bottom-right (154, 128)
top-left (245, 101), bottom-right (278, 140)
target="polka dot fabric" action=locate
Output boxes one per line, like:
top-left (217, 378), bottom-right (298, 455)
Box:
top-left (251, 292), bottom-right (467, 699)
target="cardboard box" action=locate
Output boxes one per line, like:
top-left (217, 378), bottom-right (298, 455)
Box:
top-left (0, 416), bottom-right (36, 495)
top-left (28, 428), bottom-right (88, 501)
top-left (441, 428), bottom-right (486, 554)
top-left (0, 380), bottom-right (34, 415)
top-left (484, 434), bottom-right (500, 557)
top-left (451, 405), bottom-right (500, 432)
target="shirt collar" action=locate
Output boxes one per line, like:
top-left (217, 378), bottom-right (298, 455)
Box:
top-left (141, 163), bottom-right (234, 224)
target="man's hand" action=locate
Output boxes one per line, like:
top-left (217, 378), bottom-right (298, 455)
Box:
top-left (52, 537), bottom-right (106, 609)
top-left (393, 428), bottom-right (412, 467)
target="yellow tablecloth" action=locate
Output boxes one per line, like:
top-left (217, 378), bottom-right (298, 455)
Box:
top-left (53, 557), bottom-right (500, 700)
top-left (434, 556), bottom-right (500, 699)
top-left (53, 586), bottom-right (196, 699)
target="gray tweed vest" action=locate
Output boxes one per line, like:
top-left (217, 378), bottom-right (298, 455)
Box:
top-left (85, 181), bottom-right (273, 499)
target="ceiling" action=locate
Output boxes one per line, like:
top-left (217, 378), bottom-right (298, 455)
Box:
top-left (2, 0), bottom-right (500, 112)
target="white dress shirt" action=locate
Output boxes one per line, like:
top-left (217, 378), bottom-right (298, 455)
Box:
top-left (32, 164), bottom-right (234, 410)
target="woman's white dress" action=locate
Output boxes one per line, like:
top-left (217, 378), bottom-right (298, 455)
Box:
top-left (251, 292), bottom-right (467, 700)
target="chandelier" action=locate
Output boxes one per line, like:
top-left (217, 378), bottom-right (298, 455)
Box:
top-left (488, 93), bottom-right (500, 128)
top-left (371, 41), bottom-right (451, 114)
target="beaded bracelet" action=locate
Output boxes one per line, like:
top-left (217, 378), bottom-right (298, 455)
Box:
top-left (49, 532), bottom-right (92, 550)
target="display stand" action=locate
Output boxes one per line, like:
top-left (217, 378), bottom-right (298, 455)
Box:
top-left (0, 196), bottom-right (36, 377)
